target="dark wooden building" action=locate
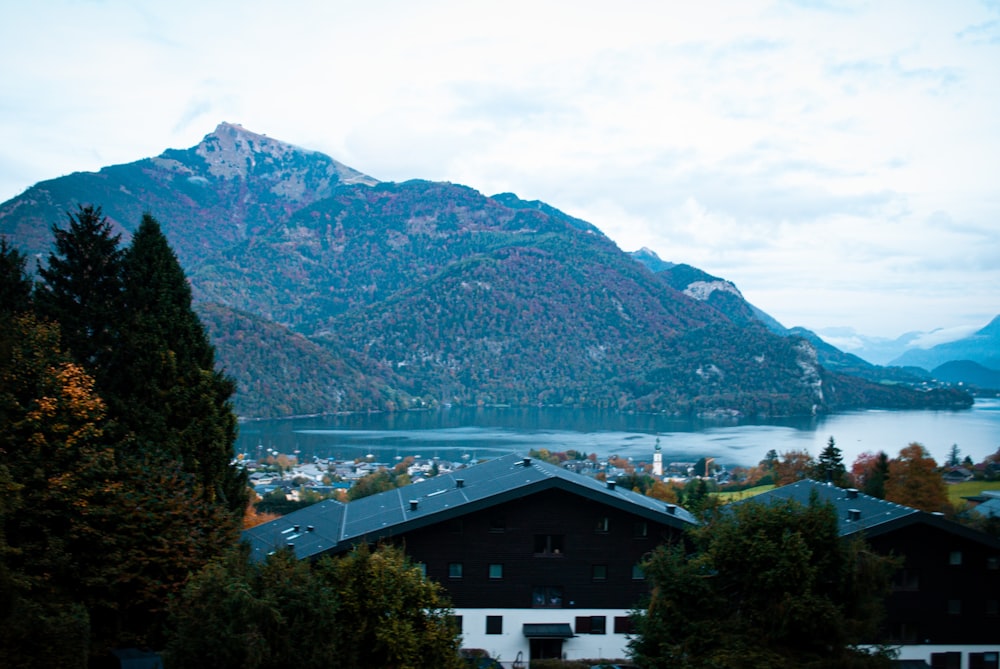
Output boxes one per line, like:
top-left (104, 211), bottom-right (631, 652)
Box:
top-left (243, 453), bottom-right (697, 664)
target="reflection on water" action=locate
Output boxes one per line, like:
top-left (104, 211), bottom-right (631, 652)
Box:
top-left (237, 399), bottom-right (1000, 468)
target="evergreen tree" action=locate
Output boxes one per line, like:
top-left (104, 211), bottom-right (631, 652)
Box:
top-left (863, 452), bottom-right (890, 499)
top-left (35, 205), bottom-right (124, 374)
top-left (812, 436), bottom-right (848, 486)
top-left (0, 238), bottom-right (32, 315)
top-left (109, 213), bottom-right (248, 516)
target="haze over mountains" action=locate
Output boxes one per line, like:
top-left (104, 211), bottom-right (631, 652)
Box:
top-left (0, 123), bottom-right (984, 418)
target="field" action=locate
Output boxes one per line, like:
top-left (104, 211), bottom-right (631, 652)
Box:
top-left (714, 480), bottom-right (1000, 507)
top-left (946, 479), bottom-right (1000, 506)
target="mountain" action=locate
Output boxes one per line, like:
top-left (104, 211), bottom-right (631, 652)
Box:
top-left (0, 124), bottom-right (972, 418)
top-left (631, 255), bottom-right (930, 386)
top-left (890, 316), bottom-right (1000, 372)
top-left (931, 360), bottom-right (1000, 391)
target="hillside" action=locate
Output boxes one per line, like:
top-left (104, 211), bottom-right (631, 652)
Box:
top-left (1, 124), bottom-right (973, 418)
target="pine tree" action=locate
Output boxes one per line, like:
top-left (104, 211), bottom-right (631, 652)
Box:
top-left (862, 451), bottom-right (889, 499)
top-left (0, 238), bottom-right (33, 315)
top-left (35, 205), bottom-right (124, 374)
top-left (110, 213), bottom-right (247, 515)
top-left (812, 436), bottom-right (848, 486)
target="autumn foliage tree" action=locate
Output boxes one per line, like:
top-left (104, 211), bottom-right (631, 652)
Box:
top-left (885, 443), bottom-right (949, 512)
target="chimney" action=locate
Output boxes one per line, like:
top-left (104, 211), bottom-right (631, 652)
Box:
top-left (456, 479), bottom-right (465, 488)
top-left (307, 525), bottom-right (315, 532)
top-left (409, 500), bottom-right (419, 511)
top-left (847, 509), bottom-right (861, 522)
top-left (293, 525), bottom-right (300, 532)
top-left (607, 480), bottom-right (616, 490)
top-left (523, 457), bottom-right (532, 467)
top-left (666, 504), bottom-right (677, 515)
top-left (846, 488), bottom-right (859, 499)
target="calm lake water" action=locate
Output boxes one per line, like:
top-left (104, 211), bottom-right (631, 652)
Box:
top-left (237, 398), bottom-right (1000, 469)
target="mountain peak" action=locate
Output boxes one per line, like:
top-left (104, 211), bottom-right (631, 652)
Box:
top-left (193, 122), bottom-right (378, 186)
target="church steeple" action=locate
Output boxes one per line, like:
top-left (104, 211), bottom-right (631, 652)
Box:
top-left (653, 436), bottom-right (663, 477)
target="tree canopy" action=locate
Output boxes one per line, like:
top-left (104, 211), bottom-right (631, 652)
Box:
top-left (0, 207), bottom-right (248, 658)
top-left (885, 443), bottom-right (948, 512)
top-left (628, 496), bottom-right (896, 669)
top-left (165, 543), bottom-right (463, 669)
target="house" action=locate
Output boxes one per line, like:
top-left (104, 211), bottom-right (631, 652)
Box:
top-left (746, 481), bottom-right (1000, 669)
top-left (242, 453), bottom-right (697, 665)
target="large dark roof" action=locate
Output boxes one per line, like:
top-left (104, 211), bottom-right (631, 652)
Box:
top-left (242, 453), bottom-right (698, 562)
top-left (744, 480), bottom-right (1000, 547)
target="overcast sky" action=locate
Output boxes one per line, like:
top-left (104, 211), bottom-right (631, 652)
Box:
top-left (2, 0), bottom-right (998, 340)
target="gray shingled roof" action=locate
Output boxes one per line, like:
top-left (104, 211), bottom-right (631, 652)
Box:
top-left (740, 480), bottom-right (920, 537)
top-left (242, 453), bottom-right (698, 562)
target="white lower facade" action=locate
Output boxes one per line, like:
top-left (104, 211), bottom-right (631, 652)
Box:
top-left (890, 644), bottom-right (999, 669)
top-left (456, 607), bottom-right (634, 667)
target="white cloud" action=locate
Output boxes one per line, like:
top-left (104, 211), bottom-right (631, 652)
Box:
top-left (1, 0), bottom-right (998, 338)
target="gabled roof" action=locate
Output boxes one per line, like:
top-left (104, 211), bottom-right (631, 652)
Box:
top-left (242, 453), bottom-right (698, 562)
top-left (744, 480), bottom-right (1000, 547)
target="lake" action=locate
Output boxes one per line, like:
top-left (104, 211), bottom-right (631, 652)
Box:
top-left (236, 398), bottom-right (1000, 469)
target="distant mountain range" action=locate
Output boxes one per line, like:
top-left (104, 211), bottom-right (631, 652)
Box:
top-left (0, 123), bottom-right (975, 417)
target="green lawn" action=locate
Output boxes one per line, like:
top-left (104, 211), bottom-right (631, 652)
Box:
top-left (713, 480), bottom-right (1000, 507)
top-left (946, 479), bottom-right (1000, 506)
top-left (713, 484), bottom-right (775, 503)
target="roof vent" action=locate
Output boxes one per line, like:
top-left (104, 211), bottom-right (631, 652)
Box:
top-left (409, 500), bottom-right (419, 511)
top-left (307, 525), bottom-right (315, 532)
top-left (666, 504), bottom-right (677, 515)
top-left (456, 479), bottom-right (465, 489)
top-left (846, 488), bottom-right (859, 499)
top-left (847, 509), bottom-right (861, 522)
top-left (286, 543), bottom-right (295, 552)
top-left (607, 480), bottom-right (616, 490)
top-left (523, 457), bottom-right (532, 467)
top-left (293, 525), bottom-right (300, 532)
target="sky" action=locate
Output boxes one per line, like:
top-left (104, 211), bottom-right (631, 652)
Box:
top-left (2, 0), bottom-right (999, 342)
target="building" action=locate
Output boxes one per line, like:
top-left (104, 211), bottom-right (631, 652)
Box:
top-left (747, 481), bottom-right (1000, 669)
top-left (242, 453), bottom-right (697, 665)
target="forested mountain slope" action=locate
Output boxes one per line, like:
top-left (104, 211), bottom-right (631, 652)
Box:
top-left (1, 124), bottom-right (971, 417)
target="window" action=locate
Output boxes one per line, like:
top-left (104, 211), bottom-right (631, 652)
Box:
top-left (575, 616), bottom-right (606, 634)
top-left (987, 600), bottom-right (998, 616)
top-left (534, 534), bottom-right (565, 555)
top-left (949, 550), bottom-right (963, 566)
top-left (532, 586), bottom-right (564, 608)
top-left (614, 616), bottom-right (635, 634)
top-left (633, 520), bottom-right (648, 538)
top-left (592, 564), bottom-right (608, 581)
top-left (415, 562), bottom-right (427, 577)
top-left (448, 562), bottom-right (463, 579)
top-left (489, 563), bottom-right (503, 580)
top-left (489, 516), bottom-right (506, 533)
top-left (931, 651), bottom-right (961, 669)
top-left (887, 622), bottom-right (919, 644)
top-left (451, 615), bottom-right (463, 632)
top-left (595, 516), bottom-right (609, 533)
top-left (970, 652), bottom-right (999, 669)
top-left (891, 568), bottom-right (919, 591)
top-left (631, 563), bottom-right (645, 580)
top-left (486, 615), bottom-right (502, 635)
top-left (947, 599), bottom-right (961, 616)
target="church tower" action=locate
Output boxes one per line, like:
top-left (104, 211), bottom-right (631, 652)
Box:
top-left (653, 437), bottom-right (663, 477)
